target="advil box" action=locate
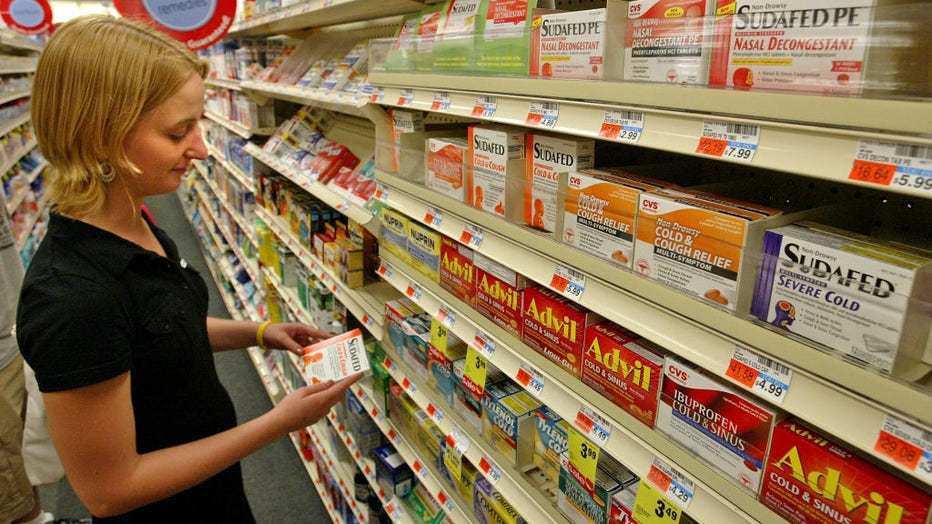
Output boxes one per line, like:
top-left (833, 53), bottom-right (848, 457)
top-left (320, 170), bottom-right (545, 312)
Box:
top-left (475, 251), bottom-right (529, 340)
top-left (522, 285), bottom-right (603, 379)
top-left (440, 234), bottom-right (477, 307)
top-left (657, 355), bottom-right (783, 495)
top-left (760, 418), bottom-right (932, 524)
top-left (526, 133), bottom-right (594, 235)
top-left (581, 321), bottom-right (665, 429)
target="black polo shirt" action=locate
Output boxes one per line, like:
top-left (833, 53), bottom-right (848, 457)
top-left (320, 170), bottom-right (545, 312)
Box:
top-left (17, 212), bottom-right (255, 523)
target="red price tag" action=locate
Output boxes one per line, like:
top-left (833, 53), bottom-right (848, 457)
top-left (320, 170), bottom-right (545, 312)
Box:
top-left (526, 112), bottom-right (543, 126)
top-left (849, 160), bottom-right (895, 186)
top-left (726, 358), bottom-right (759, 388)
top-left (599, 121), bottom-right (622, 138)
top-left (471, 105), bottom-right (485, 117)
top-left (388, 429), bottom-right (398, 442)
top-left (515, 367), bottom-right (531, 386)
top-left (478, 456), bottom-right (492, 474)
top-left (874, 430), bottom-right (923, 470)
top-left (696, 136), bottom-right (728, 157)
top-left (647, 465), bottom-right (673, 492)
top-left (550, 273), bottom-right (570, 293)
top-left (437, 490), bottom-right (448, 505)
top-left (575, 410), bottom-right (594, 433)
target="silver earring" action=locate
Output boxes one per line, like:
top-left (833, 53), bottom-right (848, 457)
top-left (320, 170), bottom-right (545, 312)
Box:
top-left (98, 162), bottom-right (115, 183)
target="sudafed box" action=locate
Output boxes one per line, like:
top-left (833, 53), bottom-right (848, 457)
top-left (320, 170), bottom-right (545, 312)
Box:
top-left (302, 329), bottom-right (369, 384)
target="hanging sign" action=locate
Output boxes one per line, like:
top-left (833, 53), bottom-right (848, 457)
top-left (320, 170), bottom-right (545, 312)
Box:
top-left (115, 0), bottom-right (236, 51)
top-left (1, 0), bottom-right (52, 35)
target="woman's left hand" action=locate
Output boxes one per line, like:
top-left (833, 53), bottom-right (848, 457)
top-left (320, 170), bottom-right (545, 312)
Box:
top-left (261, 322), bottom-right (334, 355)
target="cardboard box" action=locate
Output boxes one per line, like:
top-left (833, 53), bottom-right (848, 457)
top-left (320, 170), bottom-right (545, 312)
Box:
top-left (657, 355), bottom-right (783, 494)
top-left (380, 208), bottom-right (410, 265)
top-left (427, 137), bottom-right (470, 202)
top-left (407, 220), bottom-right (442, 282)
top-left (582, 321), bottom-right (665, 429)
top-left (531, 8), bottom-right (607, 79)
top-left (405, 481), bottom-right (447, 524)
top-left (522, 285), bottom-right (603, 378)
top-left (475, 251), bottom-right (529, 340)
top-left (433, 0), bottom-right (483, 72)
top-left (752, 221), bottom-right (932, 378)
top-left (477, 0), bottom-right (553, 76)
top-left (468, 125), bottom-right (527, 221)
top-left (428, 319), bottom-right (467, 406)
top-left (385, 13), bottom-right (420, 71)
top-left (623, 0), bottom-right (718, 85)
top-left (414, 4), bottom-right (444, 72)
top-left (482, 381), bottom-right (541, 466)
top-left (760, 418), bottom-right (932, 524)
top-left (453, 358), bottom-right (505, 427)
top-left (533, 405), bottom-right (569, 485)
top-left (558, 453), bottom-right (627, 524)
top-left (375, 446), bottom-right (414, 498)
top-left (526, 133), bottom-right (594, 234)
top-left (302, 329), bottom-right (369, 384)
top-left (474, 477), bottom-right (527, 524)
top-left (440, 234), bottom-right (477, 308)
top-left (609, 483), bottom-right (639, 524)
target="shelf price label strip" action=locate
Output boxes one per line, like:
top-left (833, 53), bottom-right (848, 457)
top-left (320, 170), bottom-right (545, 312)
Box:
top-left (599, 109), bottom-right (645, 143)
top-left (873, 415), bottom-right (932, 483)
top-left (696, 121), bottom-right (759, 162)
top-left (431, 91), bottom-right (451, 112)
top-left (725, 345), bottom-right (792, 405)
top-left (526, 101), bottom-right (559, 129)
top-left (849, 140), bottom-right (932, 197)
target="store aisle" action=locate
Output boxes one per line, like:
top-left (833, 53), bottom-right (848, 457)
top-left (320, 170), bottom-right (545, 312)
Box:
top-left (38, 193), bottom-right (329, 523)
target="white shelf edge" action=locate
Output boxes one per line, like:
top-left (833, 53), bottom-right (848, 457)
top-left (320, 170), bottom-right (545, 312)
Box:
top-left (240, 79), bottom-right (381, 121)
top-left (376, 252), bottom-right (763, 524)
top-left (229, 0), bottom-right (423, 36)
top-left (206, 144), bottom-right (255, 192)
top-left (0, 89), bottom-right (30, 105)
top-left (204, 110), bottom-right (276, 139)
top-left (288, 431), bottom-right (349, 524)
top-left (372, 171), bottom-right (932, 484)
top-left (0, 65), bottom-right (36, 74)
top-left (194, 160), bottom-right (260, 255)
top-left (0, 113), bottom-right (30, 140)
top-left (307, 421), bottom-right (371, 524)
top-left (5, 159), bottom-right (46, 215)
top-left (206, 77), bottom-right (243, 91)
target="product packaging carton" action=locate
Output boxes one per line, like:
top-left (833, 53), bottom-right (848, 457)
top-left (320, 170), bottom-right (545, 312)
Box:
top-left (385, 13), bottom-right (420, 71)
top-left (525, 133), bottom-right (594, 234)
top-left (428, 319), bottom-right (468, 406)
top-left (558, 450), bottom-right (635, 524)
top-left (478, 0), bottom-right (554, 76)
top-left (375, 446), bottom-right (414, 498)
top-left (406, 220), bottom-right (442, 282)
top-left (533, 405), bottom-right (569, 485)
top-left (380, 208), bottom-right (410, 265)
top-left (475, 251), bottom-right (529, 340)
top-left (657, 355), bottom-right (783, 494)
top-left (482, 381), bottom-right (541, 466)
top-left (427, 137), bottom-right (470, 202)
top-left (302, 329), bottom-right (369, 384)
top-left (530, 8), bottom-right (607, 79)
top-left (522, 285), bottom-right (603, 378)
top-left (752, 221), bottom-right (932, 378)
top-left (582, 321), bottom-right (665, 429)
top-left (433, 0), bottom-right (484, 72)
top-left (474, 477), bottom-right (527, 524)
top-left (439, 234), bottom-right (477, 307)
top-left (414, 4), bottom-right (445, 72)
top-left (760, 418), bottom-right (932, 524)
top-left (468, 125), bottom-right (527, 221)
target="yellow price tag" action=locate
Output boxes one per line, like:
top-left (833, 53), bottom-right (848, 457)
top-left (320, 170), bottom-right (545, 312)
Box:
top-left (633, 481), bottom-right (683, 524)
top-left (430, 319), bottom-right (449, 355)
top-left (463, 346), bottom-right (488, 400)
top-left (567, 428), bottom-right (599, 491)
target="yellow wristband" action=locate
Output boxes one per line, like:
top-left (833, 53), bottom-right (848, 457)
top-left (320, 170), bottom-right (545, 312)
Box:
top-left (256, 320), bottom-right (273, 350)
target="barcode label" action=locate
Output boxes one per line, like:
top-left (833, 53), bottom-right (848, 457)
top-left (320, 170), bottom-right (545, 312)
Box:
top-left (539, 102), bottom-right (559, 111)
top-left (894, 144), bottom-right (932, 160)
top-left (616, 110), bottom-right (642, 120)
top-left (726, 123), bottom-right (759, 136)
top-left (753, 353), bottom-right (790, 376)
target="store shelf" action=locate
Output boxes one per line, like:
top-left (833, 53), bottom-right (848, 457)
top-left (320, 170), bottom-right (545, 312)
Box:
top-left (245, 142), bottom-right (378, 227)
top-left (375, 332), bottom-right (572, 524)
top-left (0, 31), bottom-right (41, 52)
top-left (307, 421), bottom-right (370, 524)
top-left (0, 112), bottom-right (29, 137)
top-left (262, 264), bottom-right (318, 329)
top-left (369, 76), bottom-right (932, 199)
top-left (241, 80), bottom-right (384, 121)
top-left (229, 0), bottom-right (426, 37)
top-left (6, 158), bottom-right (45, 214)
top-left (378, 252), bottom-right (776, 523)
top-left (13, 197), bottom-right (47, 252)
top-left (351, 380), bottom-right (476, 523)
top-left (290, 430), bottom-right (350, 524)
top-left (375, 171), bottom-right (932, 486)
top-left (255, 205), bottom-right (398, 341)
top-left (204, 110), bottom-right (276, 139)
top-left (206, 144), bottom-right (255, 191)
top-left (0, 89), bottom-right (30, 105)
top-left (206, 77), bottom-right (243, 91)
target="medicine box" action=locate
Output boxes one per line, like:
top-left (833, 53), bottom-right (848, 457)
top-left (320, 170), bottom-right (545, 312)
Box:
top-left (482, 381), bottom-right (541, 466)
top-left (530, 8), bottom-right (607, 79)
top-left (384, 298), bottom-right (422, 354)
top-left (657, 355), bottom-right (783, 495)
top-left (533, 405), bottom-right (569, 485)
top-left (302, 329), bottom-right (369, 384)
top-left (406, 220), bottom-right (442, 283)
top-left (404, 482), bottom-right (447, 524)
top-left (558, 452), bottom-right (630, 524)
top-left (522, 285), bottom-right (603, 379)
top-left (433, 0), bottom-right (484, 72)
top-left (428, 320), bottom-right (467, 406)
top-left (453, 357), bottom-right (505, 427)
top-left (427, 137), bottom-right (469, 202)
top-left (760, 418), bottom-right (932, 524)
top-left (414, 4), bottom-right (444, 72)
top-left (474, 477), bottom-right (527, 524)
top-left (468, 125), bottom-right (527, 221)
top-left (581, 321), bottom-right (665, 429)
top-left (375, 446), bottom-right (414, 498)
top-left (385, 13), bottom-right (419, 71)
top-left (623, 0), bottom-right (717, 85)
top-left (380, 208), bottom-right (410, 265)
top-left (440, 234), bottom-right (477, 308)
top-left (525, 133), bottom-right (594, 234)
top-left (477, 0), bottom-right (553, 76)
top-left (475, 251), bottom-right (529, 341)
top-left (752, 221), bottom-right (932, 378)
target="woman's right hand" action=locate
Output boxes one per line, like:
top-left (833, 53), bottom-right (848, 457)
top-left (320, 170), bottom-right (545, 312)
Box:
top-left (271, 374), bottom-right (363, 433)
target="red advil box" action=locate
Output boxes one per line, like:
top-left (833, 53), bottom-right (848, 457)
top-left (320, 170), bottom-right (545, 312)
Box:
top-left (439, 234), bottom-right (477, 308)
top-left (761, 418), bottom-right (932, 524)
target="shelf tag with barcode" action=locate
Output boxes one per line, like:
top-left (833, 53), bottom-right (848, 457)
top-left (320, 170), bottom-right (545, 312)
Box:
top-left (460, 222), bottom-right (484, 249)
top-left (463, 346), bottom-right (489, 400)
top-left (472, 95), bottom-right (497, 119)
top-left (397, 88), bottom-right (414, 107)
top-left (424, 206), bottom-right (443, 228)
top-left (401, 376), bottom-right (417, 393)
top-left (411, 459), bottom-right (428, 480)
top-left (574, 405), bottom-right (611, 446)
top-left (478, 456), bottom-right (502, 484)
top-left (385, 498), bottom-right (403, 521)
top-left (374, 183), bottom-right (388, 202)
top-left (647, 457), bottom-right (695, 510)
top-left (405, 282), bottom-right (422, 303)
top-left (874, 415), bottom-right (932, 483)
top-left (526, 101), bottom-right (559, 128)
top-left (849, 140), bottom-right (932, 197)
top-left (472, 329), bottom-right (496, 359)
top-left (377, 263), bottom-right (393, 279)
top-left (515, 363), bottom-right (544, 397)
top-left (437, 306), bottom-right (456, 328)
top-left (431, 91), bottom-right (451, 111)
top-left (448, 427), bottom-right (471, 456)
top-left (633, 481), bottom-right (682, 524)
top-left (369, 87), bottom-right (384, 103)
top-left (568, 427), bottom-right (600, 490)
top-left (696, 121), bottom-right (759, 162)
top-left (426, 402), bottom-right (444, 423)
top-left (599, 110), bottom-right (644, 143)
top-left (550, 263), bottom-right (586, 301)
top-left (437, 490), bottom-right (456, 514)
top-left (726, 345), bottom-right (792, 404)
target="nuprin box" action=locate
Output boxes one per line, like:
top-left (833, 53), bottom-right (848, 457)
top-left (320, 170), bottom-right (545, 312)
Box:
top-left (657, 355), bottom-right (782, 494)
top-left (760, 419), bottom-right (932, 524)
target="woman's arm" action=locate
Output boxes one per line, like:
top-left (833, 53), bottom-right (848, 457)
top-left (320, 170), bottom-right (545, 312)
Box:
top-left (205, 317), bottom-right (333, 354)
top-left (43, 371), bottom-right (360, 517)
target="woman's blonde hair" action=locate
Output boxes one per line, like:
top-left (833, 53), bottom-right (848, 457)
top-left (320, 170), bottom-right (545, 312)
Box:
top-left (31, 14), bottom-right (209, 217)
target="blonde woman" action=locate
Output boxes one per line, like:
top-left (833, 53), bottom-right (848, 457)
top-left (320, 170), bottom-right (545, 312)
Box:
top-left (16, 15), bottom-right (359, 522)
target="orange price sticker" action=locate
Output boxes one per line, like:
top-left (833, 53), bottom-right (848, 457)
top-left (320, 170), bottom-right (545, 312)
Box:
top-left (874, 430), bottom-right (923, 470)
top-left (849, 160), bottom-right (896, 187)
top-left (726, 358), bottom-right (759, 388)
top-left (647, 465), bottom-right (672, 492)
top-left (550, 273), bottom-right (570, 293)
top-left (696, 136), bottom-right (728, 157)
top-left (526, 112), bottom-right (543, 126)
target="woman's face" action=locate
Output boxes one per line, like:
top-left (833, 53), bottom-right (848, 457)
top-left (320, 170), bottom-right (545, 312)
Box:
top-left (123, 74), bottom-right (207, 197)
